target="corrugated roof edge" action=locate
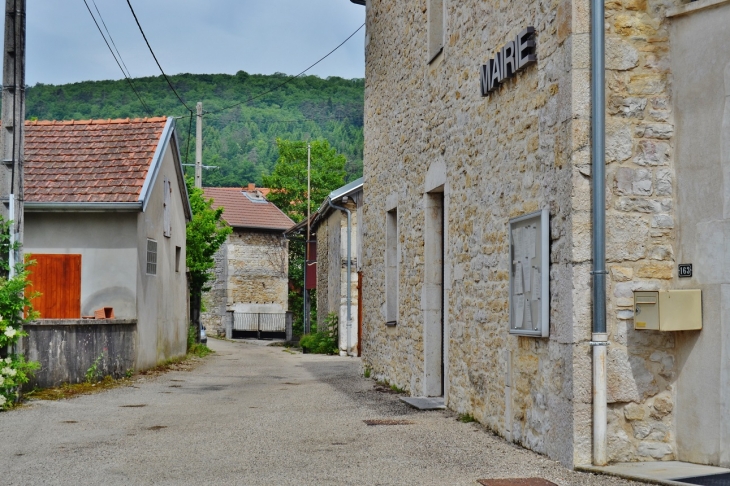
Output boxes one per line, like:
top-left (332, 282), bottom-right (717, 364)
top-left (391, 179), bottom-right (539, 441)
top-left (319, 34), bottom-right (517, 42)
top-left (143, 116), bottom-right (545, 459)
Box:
top-left (285, 178), bottom-right (363, 237)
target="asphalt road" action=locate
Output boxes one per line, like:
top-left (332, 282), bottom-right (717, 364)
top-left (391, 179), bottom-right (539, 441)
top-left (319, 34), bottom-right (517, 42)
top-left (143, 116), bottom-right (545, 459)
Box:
top-left (0, 339), bottom-right (642, 486)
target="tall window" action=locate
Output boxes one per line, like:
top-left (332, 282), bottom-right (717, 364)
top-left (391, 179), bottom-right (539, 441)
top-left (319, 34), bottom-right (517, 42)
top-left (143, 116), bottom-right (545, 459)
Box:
top-left (428, 0), bottom-right (444, 62)
top-left (146, 239), bottom-right (158, 275)
top-left (385, 209), bottom-right (398, 326)
top-left (175, 246), bottom-right (182, 273)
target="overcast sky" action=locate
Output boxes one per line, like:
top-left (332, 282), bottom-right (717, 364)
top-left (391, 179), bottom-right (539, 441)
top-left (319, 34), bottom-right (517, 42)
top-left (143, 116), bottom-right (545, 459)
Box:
top-left (24, 0), bottom-right (366, 86)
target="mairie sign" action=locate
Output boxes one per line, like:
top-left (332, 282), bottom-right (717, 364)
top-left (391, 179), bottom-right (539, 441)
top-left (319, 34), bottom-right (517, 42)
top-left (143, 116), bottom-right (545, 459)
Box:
top-left (480, 27), bottom-right (537, 96)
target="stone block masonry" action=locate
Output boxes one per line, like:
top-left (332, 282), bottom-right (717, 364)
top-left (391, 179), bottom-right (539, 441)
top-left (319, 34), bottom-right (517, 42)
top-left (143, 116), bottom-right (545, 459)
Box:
top-left (202, 230), bottom-right (289, 336)
top-left (360, 0), bottom-right (684, 468)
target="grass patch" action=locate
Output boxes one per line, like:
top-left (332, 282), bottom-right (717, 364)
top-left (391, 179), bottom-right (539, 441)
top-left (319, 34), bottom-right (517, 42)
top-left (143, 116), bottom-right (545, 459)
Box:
top-left (24, 349), bottom-right (213, 403)
top-left (188, 342), bottom-right (213, 358)
top-left (24, 375), bottom-right (130, 401)
top-left (458, 413), bottom-right (477, 423)
top-left (373, 379), bottom-right (407, 395)
top-left (363, 367), bottom-right (371, 378)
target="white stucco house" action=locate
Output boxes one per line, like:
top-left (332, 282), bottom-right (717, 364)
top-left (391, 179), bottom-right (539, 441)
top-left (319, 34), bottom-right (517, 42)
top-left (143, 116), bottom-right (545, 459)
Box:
top-left (23, 116), bottom-right (191, 377)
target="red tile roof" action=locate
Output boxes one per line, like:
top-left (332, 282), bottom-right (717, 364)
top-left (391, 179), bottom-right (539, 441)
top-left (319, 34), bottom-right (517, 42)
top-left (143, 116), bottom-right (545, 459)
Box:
top-left (24, 117), bottom-right (169, 203)
top-left (202, 187), bottom-right (294, 231)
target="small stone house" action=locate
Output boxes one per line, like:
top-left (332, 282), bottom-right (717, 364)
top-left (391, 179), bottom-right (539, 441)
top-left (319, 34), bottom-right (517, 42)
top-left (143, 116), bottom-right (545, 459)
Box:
top-left (359, 0), bottom-right (730, 470)
top-left (23, 117), bottom-right (191, 385)
top-left (308, 178), bottom-right (363, 356)
top-left (201, 185), bottom-right (294, 336)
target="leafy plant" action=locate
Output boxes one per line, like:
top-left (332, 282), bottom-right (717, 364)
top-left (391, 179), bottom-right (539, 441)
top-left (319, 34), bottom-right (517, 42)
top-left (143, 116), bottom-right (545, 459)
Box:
top-left (85, 352), bottom-right (104, 384)
top-left (300, 312), bottom-right (339, 355)
top-left (458, 413), bottom-right (477, 423)
top-left (186, 324), bottom-right (213, 358)
top-left (263, 139), bottom-right (347, 223)
top-left (0, 216), bottom-right (40, 409)
top-left (186, 178), bottom-right (232, 341)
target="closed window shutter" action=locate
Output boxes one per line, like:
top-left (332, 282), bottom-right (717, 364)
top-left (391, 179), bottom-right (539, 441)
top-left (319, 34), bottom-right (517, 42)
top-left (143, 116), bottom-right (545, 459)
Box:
top-left (164, 178), bottom-right (172, 238)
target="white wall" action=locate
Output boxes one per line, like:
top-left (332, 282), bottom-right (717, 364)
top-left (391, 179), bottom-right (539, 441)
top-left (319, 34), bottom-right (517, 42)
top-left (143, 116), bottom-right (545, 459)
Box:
top-left (671, 3), bottom-right (730, 467)
top-left (135, 140), bottom-right (189, 369)
top-left (24, 212), bottom-right (138, 318)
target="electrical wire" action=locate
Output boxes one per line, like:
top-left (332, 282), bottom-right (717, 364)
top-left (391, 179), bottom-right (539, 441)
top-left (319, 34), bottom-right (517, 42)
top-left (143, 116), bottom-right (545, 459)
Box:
top-left (204, 23), bottom-right (365, 116)
top-left (185, 112), bottom-right (193, 166)
top-left (125, 0), bottom-right (193, 113)
top-left (210, 113), bottom-right (362, 124)
top-left (92, 0), bottom-right (132, 79)
top-left (82, 0), bottom-right (152, 115)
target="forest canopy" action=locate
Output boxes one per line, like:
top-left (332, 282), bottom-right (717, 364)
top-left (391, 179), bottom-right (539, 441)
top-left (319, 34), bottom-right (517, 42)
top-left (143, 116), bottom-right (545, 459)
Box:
top-left (24, 71), bottom-right (364, 186)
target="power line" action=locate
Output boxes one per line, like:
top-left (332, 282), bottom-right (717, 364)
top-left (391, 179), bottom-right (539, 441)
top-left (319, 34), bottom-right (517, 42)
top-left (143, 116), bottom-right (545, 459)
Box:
top-left (92, 0), bottom-right (132, 79)
top-left (204, 113), bottom-right (362, 124)
top-left (82, 0), bottom-right (152, 115)
top-left (185, 111), bottom-right (193, 165)
top-left (125, 0), bottom-right (193, 113)
top-left (204, 23), bottom-right (365, 116)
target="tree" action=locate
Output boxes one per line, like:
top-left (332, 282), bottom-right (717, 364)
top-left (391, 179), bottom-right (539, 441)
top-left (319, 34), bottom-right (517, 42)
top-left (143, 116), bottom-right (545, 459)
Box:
top-left (185, 179), bottom-right (232, 340)
top-left (23, 73), bottom-right (365, 187)
top-left (263, 138), bottom-right (347, 223)
top-left (263, 138), bottom-right (347, 335)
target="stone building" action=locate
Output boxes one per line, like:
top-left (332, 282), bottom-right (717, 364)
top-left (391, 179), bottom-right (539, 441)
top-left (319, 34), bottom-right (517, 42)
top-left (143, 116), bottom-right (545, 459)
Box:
top-left (311, 178), bottom-right (363, 356)
top-left (201, 186), bottom-right (294, 336)
top-left (358, 0), bottom-right (730, 469)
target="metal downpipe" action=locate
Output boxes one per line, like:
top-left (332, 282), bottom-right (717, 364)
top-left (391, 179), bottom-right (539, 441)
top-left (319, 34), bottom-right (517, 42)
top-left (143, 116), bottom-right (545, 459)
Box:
top-left (328, 199), bottom-right (353, 357)
top-left (591, 0), bottom-right (608, 467)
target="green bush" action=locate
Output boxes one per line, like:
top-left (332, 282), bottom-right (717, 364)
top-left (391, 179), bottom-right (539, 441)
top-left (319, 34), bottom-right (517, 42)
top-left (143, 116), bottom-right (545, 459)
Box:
top-left (300, 312), bottom-right (338, 355)
top-left (187, 325), bottom-right (212, 358)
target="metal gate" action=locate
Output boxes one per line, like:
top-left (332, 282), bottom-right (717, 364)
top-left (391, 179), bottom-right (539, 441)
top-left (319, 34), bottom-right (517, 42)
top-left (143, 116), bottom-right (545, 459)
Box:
top-left (233, 313), bottom-right (286, 339)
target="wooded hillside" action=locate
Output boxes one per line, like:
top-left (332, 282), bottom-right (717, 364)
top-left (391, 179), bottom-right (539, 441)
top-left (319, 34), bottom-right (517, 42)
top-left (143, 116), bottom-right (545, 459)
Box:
top-left (24, 71), bottom-right (364, 186)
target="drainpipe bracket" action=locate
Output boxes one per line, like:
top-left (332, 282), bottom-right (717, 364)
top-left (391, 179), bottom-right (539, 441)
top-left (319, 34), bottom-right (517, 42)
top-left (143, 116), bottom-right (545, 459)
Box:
top-left (589, 341), bottom-right (610, 346)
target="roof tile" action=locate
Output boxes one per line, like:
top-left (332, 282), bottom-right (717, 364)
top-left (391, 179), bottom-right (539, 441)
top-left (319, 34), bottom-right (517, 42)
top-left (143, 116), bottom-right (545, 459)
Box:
top-left (202, 187), bottom-right (294, 231)
top-left (24, 117), bottom-right (168, 203)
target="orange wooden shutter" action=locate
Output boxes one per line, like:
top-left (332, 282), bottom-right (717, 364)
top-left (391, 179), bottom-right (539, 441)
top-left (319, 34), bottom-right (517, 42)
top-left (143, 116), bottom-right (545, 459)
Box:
top-left (27, 254), bottom-right (82, 319)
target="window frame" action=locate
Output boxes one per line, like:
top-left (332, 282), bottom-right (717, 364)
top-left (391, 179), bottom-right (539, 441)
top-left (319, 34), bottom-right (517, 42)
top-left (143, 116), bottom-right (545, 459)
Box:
top-left (385, 208), bottom-right (399, 326)
top-left (146, 238), bottom-right (158, 275)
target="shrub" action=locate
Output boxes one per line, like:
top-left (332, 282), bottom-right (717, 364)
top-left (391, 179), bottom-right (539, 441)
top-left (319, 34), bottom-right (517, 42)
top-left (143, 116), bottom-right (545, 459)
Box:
top-left (0, 216), bottom-right (40, 409)
top-left (300, 312), bottom-right (338, 355)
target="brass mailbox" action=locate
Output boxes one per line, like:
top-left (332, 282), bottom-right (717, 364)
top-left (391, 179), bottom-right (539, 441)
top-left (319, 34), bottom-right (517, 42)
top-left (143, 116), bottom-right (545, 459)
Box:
top-left (634, 290), bottom-right (702, 331)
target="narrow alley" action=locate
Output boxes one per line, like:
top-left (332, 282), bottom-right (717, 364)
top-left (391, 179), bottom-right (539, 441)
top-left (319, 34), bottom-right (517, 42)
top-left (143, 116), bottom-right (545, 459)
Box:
top-left (1, 340), bottom-right (642, 486)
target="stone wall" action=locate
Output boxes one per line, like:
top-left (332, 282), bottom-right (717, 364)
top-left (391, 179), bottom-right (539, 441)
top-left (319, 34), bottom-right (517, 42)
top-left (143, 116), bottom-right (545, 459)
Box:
top-left (315, 200), bottom-right (360, 354)
top-left (202, 230), bottom-right (289, 335)
top-left (362, 0), bottom-right (584, 466)
top-left (360, 0), bottom-right (682, 467)
top-left (602, 0), bottom-right (682, 463)
top-left (23, 320), bottom-right (137, 388)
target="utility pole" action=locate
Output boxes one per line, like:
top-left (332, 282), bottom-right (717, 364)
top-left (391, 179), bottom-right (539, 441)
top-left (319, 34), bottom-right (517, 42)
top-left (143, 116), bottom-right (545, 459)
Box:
top-left (304, 143), bottom-right (311, 334)
top-left (195, 102), bottom-right (202, 189)
top-left (0, 0), bottom-right (26, 277)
